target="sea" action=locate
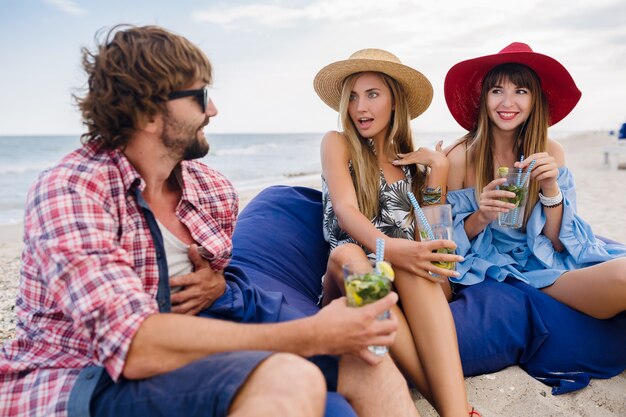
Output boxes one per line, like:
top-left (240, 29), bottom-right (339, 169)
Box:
top-left (0, 131), bottom-right (474, 226)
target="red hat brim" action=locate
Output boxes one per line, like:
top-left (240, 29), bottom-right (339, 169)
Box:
top-left (444, 43), bottom-right (582, 131)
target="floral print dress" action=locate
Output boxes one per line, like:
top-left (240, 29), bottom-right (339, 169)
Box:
top-left (322, 165), bottom-right (416, 260)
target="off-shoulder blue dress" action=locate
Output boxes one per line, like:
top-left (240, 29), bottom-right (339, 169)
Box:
top-left (447, 167), bottom-right (626, 288)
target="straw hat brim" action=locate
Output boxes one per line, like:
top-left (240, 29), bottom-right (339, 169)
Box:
top-left (314, 58), bottom-right (433, 120)
top-left (444, 49), bottom-right (581, 131)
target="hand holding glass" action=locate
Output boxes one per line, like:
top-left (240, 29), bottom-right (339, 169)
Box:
top-left (416, 204), bottom-right (457, 280)
top-left (343, 260), bottom-right (392, 356)
top-left (497, 171), bottom-right (530, 229)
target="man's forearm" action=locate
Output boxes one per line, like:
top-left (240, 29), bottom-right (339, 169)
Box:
top-left (123, 313), bottom-right (319, 379)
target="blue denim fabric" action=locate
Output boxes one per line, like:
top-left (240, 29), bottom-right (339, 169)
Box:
top-left (134, 187), bottom-right (171, 313)
top-left (89, 351), bottom-right (272, 417)
top-left (67, 367), bottom-right (105, 417)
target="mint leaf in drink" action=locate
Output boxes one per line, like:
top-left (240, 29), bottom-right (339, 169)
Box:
top-left (499, 184), bottom-right (526, 207)
top-left (345, 272), bottom-right (391, 306)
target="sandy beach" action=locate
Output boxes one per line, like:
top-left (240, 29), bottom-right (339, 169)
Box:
top-left (1, 131), bottom-right (624, 416)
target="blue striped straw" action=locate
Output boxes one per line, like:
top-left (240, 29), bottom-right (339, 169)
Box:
top-left (375, 238), bottom-right (385, 263)
top-left (520, 159), bottom-right (536, 187)
top-left (516, 154), bottom-right (525, 185)
top-left (511, 205), bottom-right (521, 228)
top-left (408, 192), bottom-right (435, 240)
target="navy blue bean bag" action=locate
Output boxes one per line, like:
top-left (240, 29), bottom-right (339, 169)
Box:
top-left (229, 185), bottom-right (626, 396)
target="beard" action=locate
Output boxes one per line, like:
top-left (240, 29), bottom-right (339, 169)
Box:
top-left (181, 136), bottom-right (209, 161)
top-left (161, 113), bottom-right (210, 161)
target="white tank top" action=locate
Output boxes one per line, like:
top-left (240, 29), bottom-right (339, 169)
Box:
top-left (156, 220), bottom-right (193, 294)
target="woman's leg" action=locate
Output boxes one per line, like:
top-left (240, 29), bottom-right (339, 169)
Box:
top-left (324, 244), bottom-right (471, 415)
top-left (541, 258), bottom-right (626, 319)
top-left (393, 270), bottom-right (469, 417)
top-left (323, 244), bottom-right (434, 402)
top-left (321, 244), bottom-right (368, 306)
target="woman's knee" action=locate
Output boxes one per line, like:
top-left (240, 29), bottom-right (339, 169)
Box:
top-left (329, 243), bottom-right (365, 262)
top-left (328, 244), bottom-right (367, 271)
top-left (609, 258), bottom-right (626, 285)
top-left (612, 257), bottom-right (626, 273)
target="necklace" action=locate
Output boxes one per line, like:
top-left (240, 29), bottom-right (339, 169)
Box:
top-left (494, 153), bottom-right (505, 169)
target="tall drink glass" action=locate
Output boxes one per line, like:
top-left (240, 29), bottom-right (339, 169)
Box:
top-left (497, 171), bottom-right (530, 229)
top-left (416, 204), bottom-right (456, 281)
top-left (343, 260), bottom-right (392, 356)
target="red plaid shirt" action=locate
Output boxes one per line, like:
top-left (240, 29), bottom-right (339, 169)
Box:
top-left (0, 141), bottom-right (238, 416)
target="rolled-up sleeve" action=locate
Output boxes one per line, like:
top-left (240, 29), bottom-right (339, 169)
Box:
top-left (526, 167), bottom-right (626, 271)
top-left (25, 171), bottom-right (158, 380)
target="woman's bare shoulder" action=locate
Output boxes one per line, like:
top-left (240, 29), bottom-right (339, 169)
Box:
top-left (445, 140), bottom-right (468, 190)
top-left (547, 138), bottom-right (566, 167)
top-left (321, 130), bottom-right (347, 149)
top-left (320, 131), bottom-right (351, 169)
top-left (445, 140), bottom-right (467, 161)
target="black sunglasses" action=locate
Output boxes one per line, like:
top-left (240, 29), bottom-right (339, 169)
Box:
top-left (167, 86), bottom-right (209, 113)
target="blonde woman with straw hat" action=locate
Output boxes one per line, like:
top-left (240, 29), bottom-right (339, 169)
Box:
top-left (445, 43), bottom-right (626, 318)
top-left (314, 49), bottom-right (480, 417)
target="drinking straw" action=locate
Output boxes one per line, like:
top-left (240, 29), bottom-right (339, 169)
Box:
top-left (375, 238), bottom-right (385, 263)
top-left (510, 202), bottom-right (521, 227)
top-left (520, 159), bottom-right (536, 187)
top-left (516, 154), bottom-right (524, 186)
top-left (408, 192), bottom-right (435, 240)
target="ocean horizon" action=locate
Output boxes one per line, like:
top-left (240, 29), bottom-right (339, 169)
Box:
top-left (0, 130), bottom-right (577, 226)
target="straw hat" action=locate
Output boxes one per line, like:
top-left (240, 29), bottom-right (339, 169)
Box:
top-left (444, 42), bottom-right (581, 131)
top-left (313, 48), bottom-right (433, 120)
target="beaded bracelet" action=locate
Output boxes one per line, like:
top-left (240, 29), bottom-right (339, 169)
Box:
top-left (538, 189), bottom-right (563, 208)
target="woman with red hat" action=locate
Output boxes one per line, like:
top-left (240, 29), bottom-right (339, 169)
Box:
top-left (444, 42), bottom-right (626, 319)
top-left (314, 49), bottom-right (480, 417)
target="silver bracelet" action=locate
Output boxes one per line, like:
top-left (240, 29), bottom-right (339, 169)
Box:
top-left (538, 189), bottom-right (563, 207)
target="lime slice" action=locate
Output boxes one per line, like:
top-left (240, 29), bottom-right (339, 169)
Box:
top-left (375, 261), bottom-right (395, 281)
top-left (346, 281), bottom-right (364, 306)
top-left (497, 166), bottom-right (509, 177)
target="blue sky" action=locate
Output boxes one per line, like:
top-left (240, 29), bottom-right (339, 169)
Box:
top-left (1, 0), bottom-right (625, 135)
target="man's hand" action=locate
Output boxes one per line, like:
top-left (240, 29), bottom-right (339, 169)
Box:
top-left (170, 244), bottom-right (226, 315)
top-left (309, 292), bottom-right (399, 365)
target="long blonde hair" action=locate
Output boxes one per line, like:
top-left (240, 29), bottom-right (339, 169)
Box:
top-left (338, 72), bottom-right (426, 220)
top-left (462, 63), bottom-right (549, 229)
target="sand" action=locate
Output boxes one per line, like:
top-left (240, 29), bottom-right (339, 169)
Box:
top-left (1, 131), bottom-right (624, 416)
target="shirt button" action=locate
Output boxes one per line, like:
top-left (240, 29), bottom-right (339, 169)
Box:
top-left (156, 251), bottom-right (163, 259)
top-left (85, 371), bottom-right (95, 380)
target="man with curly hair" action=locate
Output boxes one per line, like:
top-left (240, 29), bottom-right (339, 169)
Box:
top-left (0, 25), bottom-right (421, 417)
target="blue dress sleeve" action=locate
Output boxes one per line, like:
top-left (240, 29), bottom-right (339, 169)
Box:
top-left (525, 167), bottom-right (626, 271)
top-left (448, 168), bottom-right (626, 288)
top-left (447, 188), bottom-right (522, 285)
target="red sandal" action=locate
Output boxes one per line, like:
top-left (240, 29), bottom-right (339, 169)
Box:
top-left (469, 407), bottom-right (482, 417)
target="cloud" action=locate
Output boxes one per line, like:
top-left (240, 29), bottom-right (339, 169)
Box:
top-left (192, 0), bottom-right (409, 27)
top-left (550, 1), bottom-right (626, 31)
top-left (43, 0), bottom-right (86, 16)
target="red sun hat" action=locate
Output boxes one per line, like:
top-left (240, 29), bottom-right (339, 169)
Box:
top-left (444, 42), bottom-right (582, 131)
